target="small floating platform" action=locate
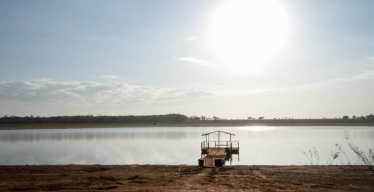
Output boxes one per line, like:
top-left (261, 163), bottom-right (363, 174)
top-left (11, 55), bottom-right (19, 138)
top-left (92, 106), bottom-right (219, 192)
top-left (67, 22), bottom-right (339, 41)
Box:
top-left (198, 131), bottom-right (239, 168)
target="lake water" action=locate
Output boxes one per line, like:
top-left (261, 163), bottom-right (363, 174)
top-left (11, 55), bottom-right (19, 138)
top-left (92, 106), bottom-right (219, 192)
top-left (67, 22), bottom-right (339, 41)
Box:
top-left (0, 126), bottom-right (373, 165)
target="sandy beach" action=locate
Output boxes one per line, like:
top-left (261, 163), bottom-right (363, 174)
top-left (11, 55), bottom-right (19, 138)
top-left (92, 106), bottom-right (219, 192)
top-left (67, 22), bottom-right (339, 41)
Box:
top-left (1, 164), bottom-right (373, 191)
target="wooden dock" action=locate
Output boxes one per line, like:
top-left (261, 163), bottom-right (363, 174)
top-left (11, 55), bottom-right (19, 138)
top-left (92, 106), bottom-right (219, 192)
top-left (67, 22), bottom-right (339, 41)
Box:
top-left (198, 130), bottom-right (239, 167)
top-left (199, 148), bottom-right (227, 167)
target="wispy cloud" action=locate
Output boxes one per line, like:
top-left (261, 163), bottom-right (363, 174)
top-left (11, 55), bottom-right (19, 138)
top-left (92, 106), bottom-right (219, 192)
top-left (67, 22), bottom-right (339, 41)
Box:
top-left (0, 80), bottom-right (217, 104)
top-left (179, 57), bottom-right (207, 65)
top-left (32, 78), bottom-right (53, 82)
top-left (366, 57), bottom-right (374, 68)
top-left (100, 75), bottom-right (116, 79)
top-left (184, 36), bottom-right (197, 41)
top-left (352, 71), bottom-right (374, 80)
top-left (1, 71), bottom-right (372, 106)
top-left (234, 70), bottom-right (374, 94)
top-left (294, 70), bottom-right (374, 90)
top-left (369, 57), bottom-right (374, 63)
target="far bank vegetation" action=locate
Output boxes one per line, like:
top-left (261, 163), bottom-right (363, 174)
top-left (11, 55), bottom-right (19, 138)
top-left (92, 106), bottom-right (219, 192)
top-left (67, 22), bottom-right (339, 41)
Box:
top-left (0, 114), bottom-right (373, 125)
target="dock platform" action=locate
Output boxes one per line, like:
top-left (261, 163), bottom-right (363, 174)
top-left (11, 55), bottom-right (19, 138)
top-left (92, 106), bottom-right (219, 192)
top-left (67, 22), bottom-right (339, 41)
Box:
top-left (199, 148), bottom-right (226, 167)
top-left (198, 131), bottom-right (239, 167)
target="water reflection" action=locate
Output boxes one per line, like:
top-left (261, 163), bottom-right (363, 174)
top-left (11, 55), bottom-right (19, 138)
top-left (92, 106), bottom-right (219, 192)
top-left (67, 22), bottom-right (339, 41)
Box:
top-left (0, 129), bottom-right (202, 142)
top-left (239, 127), bottom-right (275, 131)
top-left (0, 127), bottom-right (373, 165)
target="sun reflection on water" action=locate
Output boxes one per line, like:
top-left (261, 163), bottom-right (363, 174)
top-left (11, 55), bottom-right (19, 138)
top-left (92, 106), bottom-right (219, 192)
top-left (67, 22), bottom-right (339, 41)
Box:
top-left (239, 126), bottom-right (276, 131)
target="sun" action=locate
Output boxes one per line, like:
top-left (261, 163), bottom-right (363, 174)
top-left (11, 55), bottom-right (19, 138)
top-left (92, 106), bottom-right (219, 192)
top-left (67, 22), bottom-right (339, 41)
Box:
top-left (210, 0), bottom-right (289, 64)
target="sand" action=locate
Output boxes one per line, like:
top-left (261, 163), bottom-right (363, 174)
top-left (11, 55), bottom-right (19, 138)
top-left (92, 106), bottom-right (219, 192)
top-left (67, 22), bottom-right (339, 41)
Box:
top-left (1, 164), bottom-right (374, 191)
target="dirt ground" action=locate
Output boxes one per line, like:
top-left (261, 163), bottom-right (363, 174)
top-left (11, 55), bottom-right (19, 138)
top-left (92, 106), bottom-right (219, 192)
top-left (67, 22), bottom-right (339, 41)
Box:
top-left (1, 165), bottom-right (374, 191)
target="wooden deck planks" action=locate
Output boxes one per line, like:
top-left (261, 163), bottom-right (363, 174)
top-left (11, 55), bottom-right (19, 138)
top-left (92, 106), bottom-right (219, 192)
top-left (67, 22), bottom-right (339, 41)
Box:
top-left (201, 148), bottom-right (227, 167)
top-left (207, 149), bottom-right (226, 156)
top-left (204, 157), bottom-right (215, 168)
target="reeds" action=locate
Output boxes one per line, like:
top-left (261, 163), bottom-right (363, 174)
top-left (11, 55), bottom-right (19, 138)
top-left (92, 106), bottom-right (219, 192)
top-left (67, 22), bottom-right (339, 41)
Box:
top-left (302, 147), bottom-right (320, 165)
top-left (304, 138), bottom-right (374, 173)
top-left (346, 138), bottom-right (374, 172)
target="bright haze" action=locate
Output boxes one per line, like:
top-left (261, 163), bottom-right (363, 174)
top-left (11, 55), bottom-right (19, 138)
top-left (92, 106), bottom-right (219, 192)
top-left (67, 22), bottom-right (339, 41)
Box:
top-left (1, 0), bottom-right (373, 119)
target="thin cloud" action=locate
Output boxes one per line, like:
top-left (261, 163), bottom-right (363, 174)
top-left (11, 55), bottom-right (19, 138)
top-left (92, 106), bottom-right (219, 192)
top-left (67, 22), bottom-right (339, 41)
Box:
top-left (1, 71), bottom-right (372, 106)
top-left (295, 70), bottom-right (374, 90)
top-left (32, 78), bottom-right (53, 82)
top-left (179, 57), bottom-right (207, 65)
top-left (366, 57), bottom-right (374, 68)
top-left (100, 75), bottom-right (116, 79)
top-left (236, 70), bottom-right (374, 94)
top-left (369, 57), bottom-right (374, 63)
top-left (0, 80), bottom-right (217, 104)
top-left (185, 36), bottom-right (197, 41)
top-left (352, 71), bottom-right (374, 80)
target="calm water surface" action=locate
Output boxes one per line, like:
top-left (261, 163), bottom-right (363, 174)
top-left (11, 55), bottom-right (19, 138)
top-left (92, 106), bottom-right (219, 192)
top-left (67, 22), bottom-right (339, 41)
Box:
top-left (0, 126), bottom-right (373, 165)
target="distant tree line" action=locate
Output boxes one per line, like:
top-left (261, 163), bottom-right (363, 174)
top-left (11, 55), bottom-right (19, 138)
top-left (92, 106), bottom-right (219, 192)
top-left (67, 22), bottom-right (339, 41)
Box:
top-left (188, 115), bottom-right (222, 121)
top-left (0, 114), bottom-right (188, 124)
top-left (1, 113), bottom-right (373, 124)
top-left (343, 114), bottom-right (374, 120)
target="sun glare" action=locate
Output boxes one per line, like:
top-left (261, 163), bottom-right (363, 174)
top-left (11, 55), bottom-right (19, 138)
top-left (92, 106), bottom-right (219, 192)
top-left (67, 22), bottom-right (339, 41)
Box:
top-left (239, 127), bottom-right (275, 131)
top-left (211, 0), bottom-right (289, 64)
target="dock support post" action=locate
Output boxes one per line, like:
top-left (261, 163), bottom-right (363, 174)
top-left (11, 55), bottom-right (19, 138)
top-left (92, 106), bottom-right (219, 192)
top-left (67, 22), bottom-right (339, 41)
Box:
top-left (230, 135), bottom-right (231, 147)
top-left (208, 135), bottom-right (209, 147)
top-left (218, 131), bottom-right (220, 149)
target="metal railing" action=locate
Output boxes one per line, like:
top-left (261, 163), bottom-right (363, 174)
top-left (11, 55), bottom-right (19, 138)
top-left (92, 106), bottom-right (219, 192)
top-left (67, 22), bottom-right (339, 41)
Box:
top-left (201, 140), bottom-right (239, 149)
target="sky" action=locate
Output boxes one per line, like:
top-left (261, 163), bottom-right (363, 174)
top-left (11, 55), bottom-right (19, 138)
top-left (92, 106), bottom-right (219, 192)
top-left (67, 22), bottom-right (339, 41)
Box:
top-left (0, 0), bottom-right (374, 119)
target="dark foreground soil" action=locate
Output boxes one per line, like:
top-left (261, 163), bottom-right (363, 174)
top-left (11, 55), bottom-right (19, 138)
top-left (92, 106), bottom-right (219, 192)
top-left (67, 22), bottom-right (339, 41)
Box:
top-left (1, 165), bottom-right (374, 191)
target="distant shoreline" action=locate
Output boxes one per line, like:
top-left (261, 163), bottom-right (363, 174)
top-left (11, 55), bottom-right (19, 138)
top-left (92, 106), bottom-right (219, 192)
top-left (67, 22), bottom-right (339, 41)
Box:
top-left (1, 119), bottom-right (373, 130)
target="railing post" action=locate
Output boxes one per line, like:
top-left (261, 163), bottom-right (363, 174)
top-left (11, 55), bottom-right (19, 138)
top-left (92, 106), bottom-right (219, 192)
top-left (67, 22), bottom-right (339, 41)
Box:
top-left (215, 141), bottom-right (216, 148)
top-left (201, 142), bottom-right (203, 150)
top-left (208, 142), bottom-right (209, 149)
